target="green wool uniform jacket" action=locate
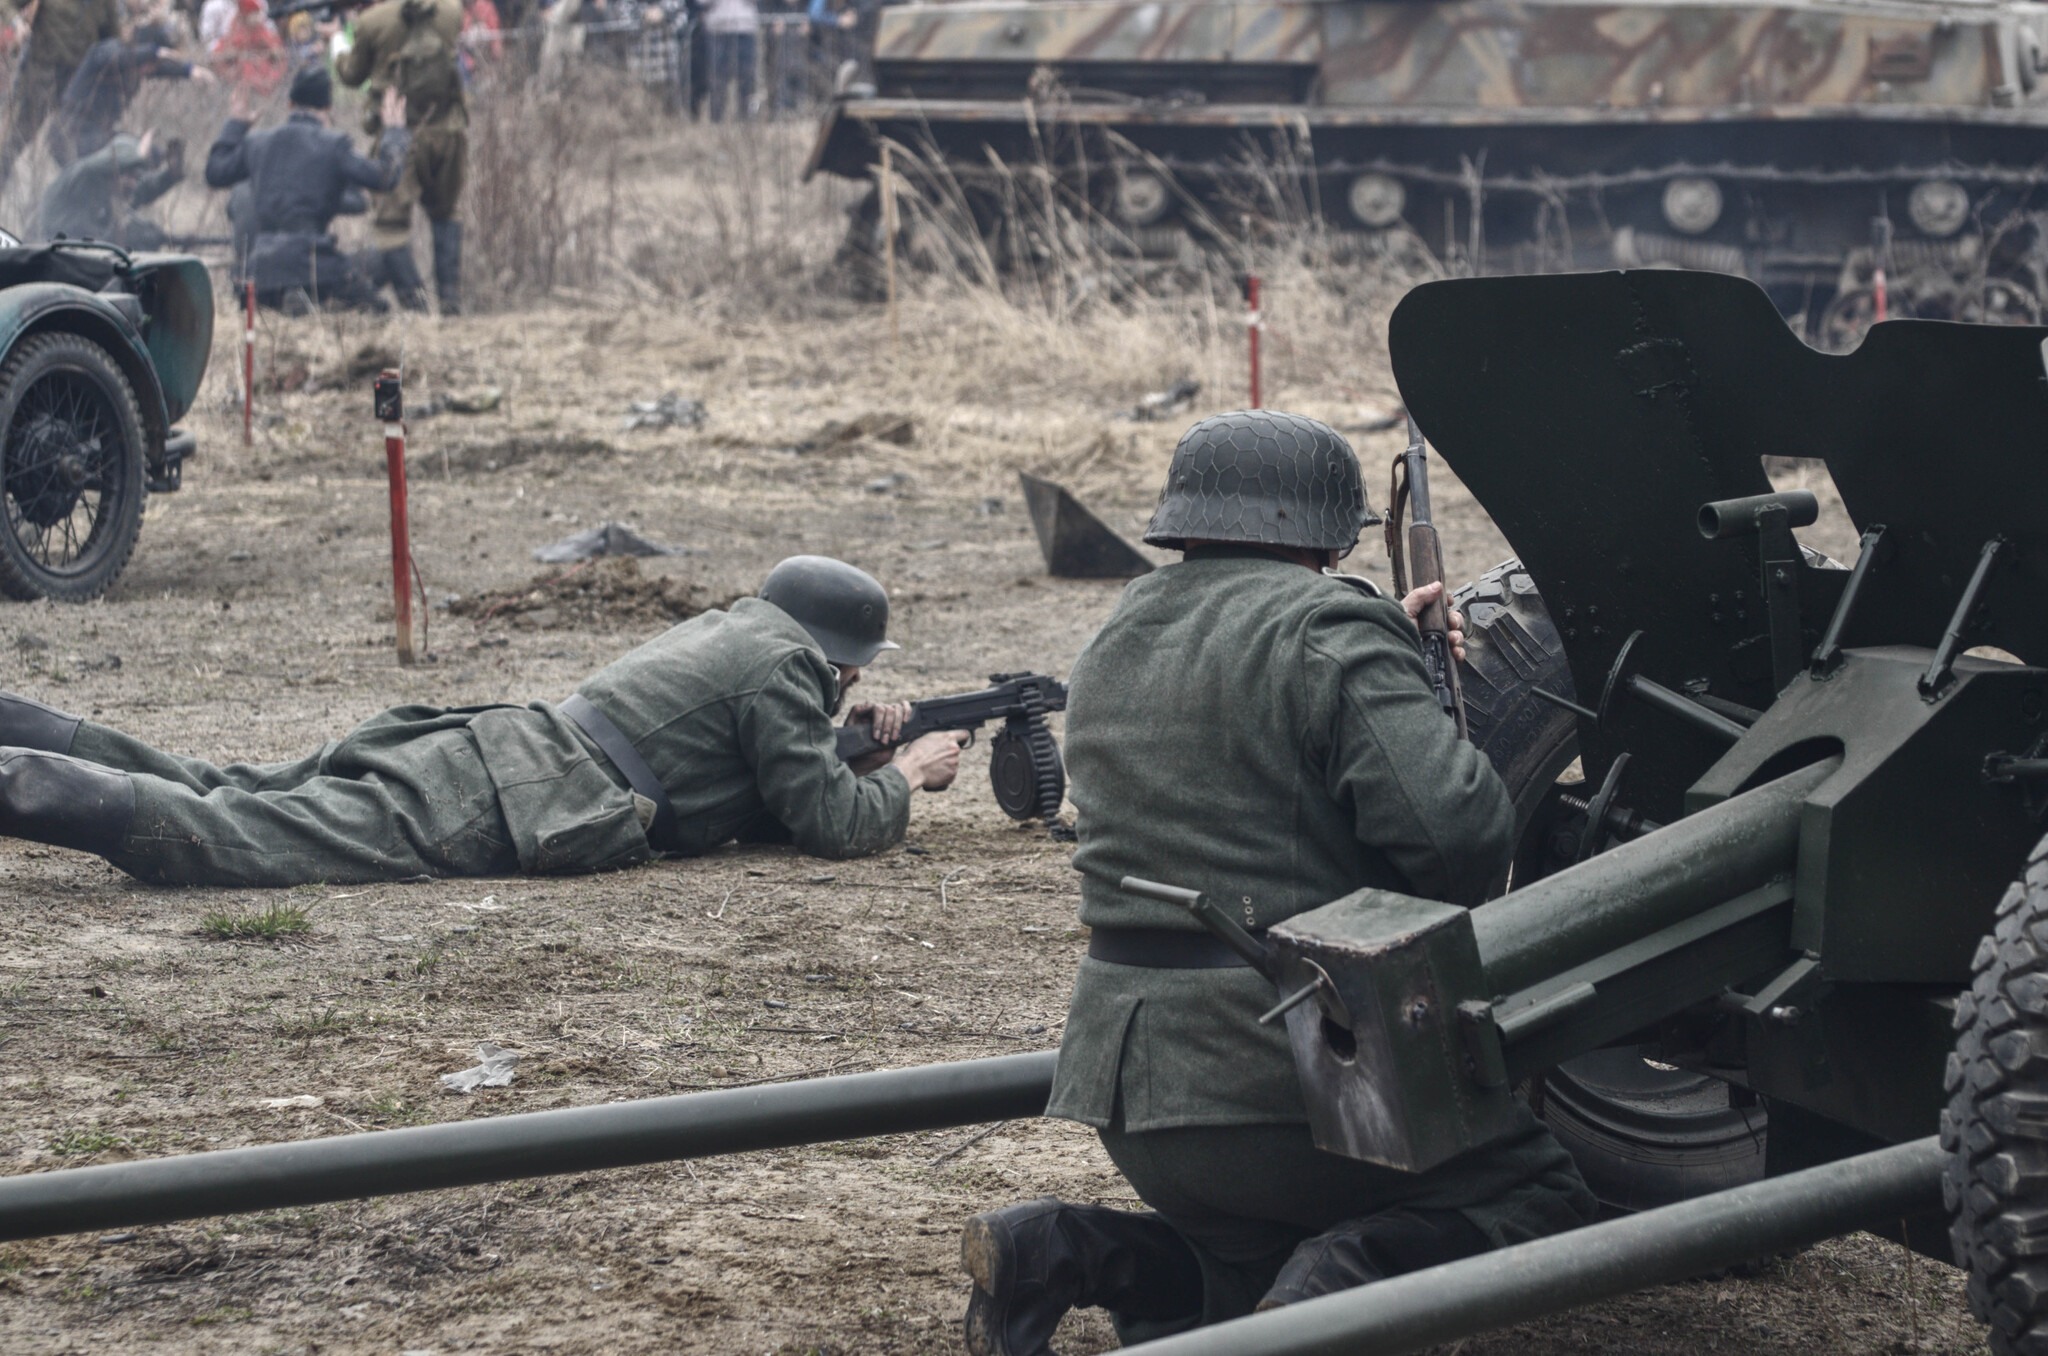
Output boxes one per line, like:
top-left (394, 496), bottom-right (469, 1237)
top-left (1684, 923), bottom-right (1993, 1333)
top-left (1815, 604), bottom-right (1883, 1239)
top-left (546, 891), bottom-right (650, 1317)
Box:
top-left (1048, 551), bottom-right (1515, 1131)
top-left (566, 596), bottom-right (912, 860)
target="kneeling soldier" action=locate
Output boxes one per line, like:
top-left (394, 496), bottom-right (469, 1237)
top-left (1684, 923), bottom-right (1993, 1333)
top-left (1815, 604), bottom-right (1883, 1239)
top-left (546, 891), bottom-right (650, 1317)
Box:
top-left (960, 413), bottom-right (1597, 1353)
top-left (0, 556), bottom-right (964, 885)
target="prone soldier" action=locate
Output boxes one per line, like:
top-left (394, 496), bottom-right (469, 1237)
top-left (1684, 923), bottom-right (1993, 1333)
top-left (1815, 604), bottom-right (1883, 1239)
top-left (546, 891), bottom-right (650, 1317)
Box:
top-left (335, 0), bottom-right (466, 314)
top-left (0, 557), bottom-right (966, 884)
top-left (958, 412), bottom-right (1597, 1352)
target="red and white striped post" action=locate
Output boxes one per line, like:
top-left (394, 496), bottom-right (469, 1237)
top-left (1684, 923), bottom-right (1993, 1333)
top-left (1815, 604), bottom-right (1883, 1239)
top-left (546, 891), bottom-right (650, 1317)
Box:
top-left (1245, 274), bottom-right (1263, 409)
top-left (374, 369), bottom-right (414, 665)
top-left (241, 281), bottom-right (255, 447)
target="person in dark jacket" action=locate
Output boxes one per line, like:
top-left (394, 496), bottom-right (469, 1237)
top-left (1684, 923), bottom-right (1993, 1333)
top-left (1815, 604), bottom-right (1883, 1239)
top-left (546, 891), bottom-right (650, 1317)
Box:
top-left (0, 0), bottom-right (121, 189)
top-left (48, 29), bottom-right (217, 167)
top-left (204, 63), bottom-right (409, 313)
top-left (37, 128), bottom-right (184, 248)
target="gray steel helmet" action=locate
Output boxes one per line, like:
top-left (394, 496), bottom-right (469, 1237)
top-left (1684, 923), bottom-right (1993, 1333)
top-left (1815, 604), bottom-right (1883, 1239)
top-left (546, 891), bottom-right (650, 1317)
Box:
top-left (759, 556), bottom-right (901, 666)
top-left (1143, 410), bottom-right (1379, 553)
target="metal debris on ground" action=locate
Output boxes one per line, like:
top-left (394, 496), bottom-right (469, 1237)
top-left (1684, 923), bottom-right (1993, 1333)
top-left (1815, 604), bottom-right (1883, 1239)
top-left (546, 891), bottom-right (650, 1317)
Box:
top-left (440, 1044), bottom-right (521, 1094)
top-left (259, 1095), bottom-right (325, 1110)
top-left (1017, 472), bottom-right (1154, 578)
top-left (803, 411), bottom-right (915, 452)
top-left (865, 472), bottom-right (913, 496)
top-left (532, 521), bottom-right (681, 563)
top-left (1129, 377), bottom-right (1200, 422)
top-left (623, 394), bottom-right (708, 430)
top-left (978, 496), bottom-right (1005, 515)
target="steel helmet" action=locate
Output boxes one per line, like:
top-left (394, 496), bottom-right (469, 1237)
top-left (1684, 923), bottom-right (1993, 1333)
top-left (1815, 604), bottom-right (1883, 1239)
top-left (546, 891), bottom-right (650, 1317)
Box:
top-left (1143, 410), bottom-right (1379, 553)
top-left (759, 556), bottom-right (901, 666)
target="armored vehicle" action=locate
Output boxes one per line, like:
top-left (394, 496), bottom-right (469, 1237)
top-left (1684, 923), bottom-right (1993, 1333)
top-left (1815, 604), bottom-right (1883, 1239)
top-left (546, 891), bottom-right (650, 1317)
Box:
top-left (810, 0), bottom-right (2048, 340)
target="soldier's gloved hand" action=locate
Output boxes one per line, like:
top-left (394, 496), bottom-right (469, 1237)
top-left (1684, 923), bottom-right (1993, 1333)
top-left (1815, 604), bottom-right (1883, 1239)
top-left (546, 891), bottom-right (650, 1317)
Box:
top-left (894, 730), bottom-right (968, 791)
top-left (1399, 581), bottom-right (1466, 662)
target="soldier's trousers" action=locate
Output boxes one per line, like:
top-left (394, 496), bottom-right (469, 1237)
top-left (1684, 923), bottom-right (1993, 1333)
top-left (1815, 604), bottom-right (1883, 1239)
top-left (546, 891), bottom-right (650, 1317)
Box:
top-left (69, 713), bottom-right (521, 888)
top-left (371, 125), bottom-right (466, 251)
top-left (1097, 1116), bottom-right (1597, 1327)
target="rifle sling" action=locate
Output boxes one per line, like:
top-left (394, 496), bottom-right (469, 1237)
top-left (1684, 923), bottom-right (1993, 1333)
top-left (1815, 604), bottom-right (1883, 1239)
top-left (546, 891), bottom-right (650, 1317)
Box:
top-left (561, 694), bottom-right (680, 853)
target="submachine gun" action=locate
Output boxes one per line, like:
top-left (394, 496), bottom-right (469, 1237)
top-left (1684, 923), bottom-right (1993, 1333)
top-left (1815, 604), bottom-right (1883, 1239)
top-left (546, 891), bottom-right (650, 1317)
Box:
top-left (835, 671), bottom-right (1067, 821)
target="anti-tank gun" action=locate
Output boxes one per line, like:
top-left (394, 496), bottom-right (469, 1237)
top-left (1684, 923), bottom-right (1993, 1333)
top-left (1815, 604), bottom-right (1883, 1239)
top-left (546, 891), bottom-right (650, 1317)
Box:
top-left (8, 271), bottom-right (2048, 1353)
top-left (1139, 267), bottom-right (2048, 1351)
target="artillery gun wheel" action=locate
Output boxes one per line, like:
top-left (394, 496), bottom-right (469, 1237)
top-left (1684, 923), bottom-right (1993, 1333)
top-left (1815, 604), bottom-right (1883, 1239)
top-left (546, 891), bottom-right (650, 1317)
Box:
top-left (1944, 832), bottom-right (2048, 1354)
top-left (1454, 558), bottom-right (1768, 1214)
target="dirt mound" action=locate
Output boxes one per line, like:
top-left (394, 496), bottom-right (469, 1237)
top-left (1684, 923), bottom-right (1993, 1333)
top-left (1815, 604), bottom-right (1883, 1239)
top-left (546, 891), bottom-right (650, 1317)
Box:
top-left (447, 557), bottom-right (740, 629)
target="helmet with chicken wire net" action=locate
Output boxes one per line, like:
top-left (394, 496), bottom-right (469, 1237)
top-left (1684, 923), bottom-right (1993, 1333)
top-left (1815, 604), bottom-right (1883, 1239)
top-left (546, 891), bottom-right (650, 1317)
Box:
top-left (1142, 410), bottom-right (1378, 554)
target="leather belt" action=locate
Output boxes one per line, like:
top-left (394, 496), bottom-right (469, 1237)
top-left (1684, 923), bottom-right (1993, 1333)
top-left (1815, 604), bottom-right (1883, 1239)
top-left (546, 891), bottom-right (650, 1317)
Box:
top-left (1088, 926), bottom-right (1253, 969)
top-left (560, 693), bottom-right (679, 852)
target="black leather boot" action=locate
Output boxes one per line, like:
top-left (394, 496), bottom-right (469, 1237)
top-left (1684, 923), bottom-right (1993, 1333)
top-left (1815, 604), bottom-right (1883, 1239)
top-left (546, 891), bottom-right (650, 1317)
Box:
top-left (377, 247), bottom-right (430, 312)
top-left (431, 219), bottom-right (462, 315)
top-left (1256, 1207), bottom-right (1491, 1310)
top-left (0, 692), bottom-right (80, 753)
top-left (0, 749), bottom-right (135, 857)
top-left (961, 1197), bottom-right (1202, 1356)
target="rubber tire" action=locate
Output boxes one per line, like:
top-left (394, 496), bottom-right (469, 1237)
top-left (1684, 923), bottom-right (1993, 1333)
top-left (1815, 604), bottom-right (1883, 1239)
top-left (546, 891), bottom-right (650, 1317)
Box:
top-left (1453, 557), bottom-right (1767, 1214)
top-left (0, 331), bottom-right (147, 603)
top-left (1943, 831), bottom-right (2048, 1355)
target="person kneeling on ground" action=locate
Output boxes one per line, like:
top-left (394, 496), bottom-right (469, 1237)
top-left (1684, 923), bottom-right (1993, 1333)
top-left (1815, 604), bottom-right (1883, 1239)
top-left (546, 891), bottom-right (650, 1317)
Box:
top-left (0, 556), bottom-right (965, 886)
top-left (37, 127), bottom-right (183, 249)
top-left (204, 63), bottom-right (409, 314)
top-left (957, 412), bottom-right (1597, 1354)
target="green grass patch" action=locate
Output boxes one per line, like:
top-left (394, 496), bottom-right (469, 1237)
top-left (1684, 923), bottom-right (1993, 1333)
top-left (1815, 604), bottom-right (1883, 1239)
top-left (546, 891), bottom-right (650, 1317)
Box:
top-left (276, 1006), bottom-right (350, 1042)
top-left (200, 902), bottom-right (311, 941)
top-left (47, 1127), bottom-right (125, 1156)
top-left (191, 1305), bottom-right (254, 1325)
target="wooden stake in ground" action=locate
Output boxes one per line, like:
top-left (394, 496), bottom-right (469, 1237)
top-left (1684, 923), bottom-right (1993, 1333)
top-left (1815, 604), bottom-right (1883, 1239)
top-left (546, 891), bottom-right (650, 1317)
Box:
top-left (242, 281), bottom-right (255, 447)
top-left (374, 369), bottom-right (415, 665)
top-left (880, 143), bottom-right (900, 359)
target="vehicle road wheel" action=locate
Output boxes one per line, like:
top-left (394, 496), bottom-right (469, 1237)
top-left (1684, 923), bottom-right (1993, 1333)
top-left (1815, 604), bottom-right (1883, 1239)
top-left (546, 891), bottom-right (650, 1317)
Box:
top-left (1454, 557), bottom-right (1767, 1213)
top-left (1944, 831), bottom-right (2048, 1353)
top-left (0, 330), bottom-right (147, 602)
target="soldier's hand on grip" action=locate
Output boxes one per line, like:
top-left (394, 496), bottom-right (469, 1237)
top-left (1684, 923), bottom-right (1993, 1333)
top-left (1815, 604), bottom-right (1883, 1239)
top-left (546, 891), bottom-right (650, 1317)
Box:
top-left (894, 730), bottom-right (969, 791)
top-left (1401, 581), bottom-right (1466, 663)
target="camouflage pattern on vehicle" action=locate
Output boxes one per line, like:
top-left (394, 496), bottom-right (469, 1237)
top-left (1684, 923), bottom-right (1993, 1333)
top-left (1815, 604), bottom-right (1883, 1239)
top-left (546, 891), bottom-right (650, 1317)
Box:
top-left (808, 0), bottom-right (2048, 341)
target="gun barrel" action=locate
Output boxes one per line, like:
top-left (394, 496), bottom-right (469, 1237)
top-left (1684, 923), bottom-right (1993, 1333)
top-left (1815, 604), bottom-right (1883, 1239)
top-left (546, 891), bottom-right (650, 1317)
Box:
top-left (1472, 756), bottom-right (1836, 995)
top-left (0, 1052), bottom-right (1056, 1243)
top-left (1403, 417), bottom-right (1433, 524)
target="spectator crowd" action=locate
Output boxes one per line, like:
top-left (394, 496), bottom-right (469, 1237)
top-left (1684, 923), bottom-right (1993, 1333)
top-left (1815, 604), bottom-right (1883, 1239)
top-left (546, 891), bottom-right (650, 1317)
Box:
top-left (0, 0), bottom-right (889, 317)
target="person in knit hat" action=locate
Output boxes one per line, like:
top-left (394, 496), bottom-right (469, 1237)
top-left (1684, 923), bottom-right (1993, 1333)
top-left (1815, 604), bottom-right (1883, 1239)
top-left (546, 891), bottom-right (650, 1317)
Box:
top-left (205, 64), bottom-right (410, 313)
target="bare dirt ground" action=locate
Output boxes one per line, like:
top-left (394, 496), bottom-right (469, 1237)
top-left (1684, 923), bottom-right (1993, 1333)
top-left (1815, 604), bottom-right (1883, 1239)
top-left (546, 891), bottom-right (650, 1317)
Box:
top-left (0, 113), bottom-right (1974, 1354)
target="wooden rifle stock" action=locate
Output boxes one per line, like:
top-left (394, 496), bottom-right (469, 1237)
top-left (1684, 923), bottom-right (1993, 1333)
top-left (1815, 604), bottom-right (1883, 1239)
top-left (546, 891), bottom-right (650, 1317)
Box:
top-left (1394, 418), bottom-right (1470, 740)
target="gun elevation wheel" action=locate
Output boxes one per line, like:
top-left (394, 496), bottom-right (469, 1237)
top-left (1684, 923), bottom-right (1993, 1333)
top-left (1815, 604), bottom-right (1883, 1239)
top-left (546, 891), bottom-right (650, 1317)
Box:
top-left (1944, 830), bottom-right (2048, 1354)
top-left (1454, 557), bottom-right (1767, 1214)
top-left (0, 330), bottom-right (147, 602)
